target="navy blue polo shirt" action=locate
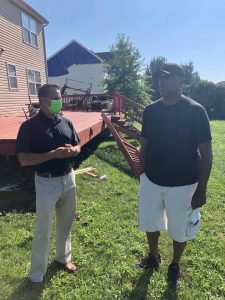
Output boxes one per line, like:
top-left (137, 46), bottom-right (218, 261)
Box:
top-left (16, 110), bottom-right (80, 173)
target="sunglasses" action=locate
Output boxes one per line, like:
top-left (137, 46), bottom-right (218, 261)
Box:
top-left (158, 73), bottom-right (175, 80)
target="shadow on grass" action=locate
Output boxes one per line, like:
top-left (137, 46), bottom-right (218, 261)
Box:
top-left (0, 155), bottom-right (36, 214)
top-left (128, 269), bottom-right (154, 300)
top-left (7, 279), bottom-right (38, 300)
top-left (94, 144), bottom-right (132, 177)
top-left (7, 261), bottom-right (63, 300)
top-left (0, 189), bottom-right (36, 214)
top-left (160, 285), bottom-right (178, 300)
top-left (128, 270), bottom-right (179, 300)
top-left (18, 236), bottom-right (33, 249)
top-left (73, 129), bottom-right (112, 169)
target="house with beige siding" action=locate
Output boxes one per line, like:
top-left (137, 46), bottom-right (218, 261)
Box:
top-left (0, 0), bottom-right (48, 116)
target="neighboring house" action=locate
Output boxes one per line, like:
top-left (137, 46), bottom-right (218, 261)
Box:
top-left (47, 40), bottom-right (106, 95)
top-left (0, 0), bottom-right (48, 116)
top-left (95, 51), bottom-right (112, 62)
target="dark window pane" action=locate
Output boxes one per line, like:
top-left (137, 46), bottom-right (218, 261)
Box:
top-left (27, 70), bottom-right (35, 82)
top-left (30, 18), bottom-right (37, 34)
top-left (23, 28), bottom-right (31, 43)
top-left (31, 33), bottom-right (37, 47)
top-left (36, 84), bottom-right (41, 93)
top-left (29, 82), bottom-right (36, 95)
top-left (8, 64), bottom-right (16, 76)
top-left (35, 71), bottom-right (41, 83)
top-left (10, 77), bottom-right (18, 89)
top-left (22, 12), bottom-right (29, 29)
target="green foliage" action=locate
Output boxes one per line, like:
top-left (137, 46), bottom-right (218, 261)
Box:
top-left (181, 62), bottom-right (225, 119)
top-left (181, 61), bottom-right (200, 85)
top-left (184, 80), bottom-right (216, 111)
top-left (145, 57), bottom-right (225, 119)
top-left (105, 34), bottom-right (151, 105)
top-left (0, 124), bottom-right (225, 299)
top-left (145, 56), bottom-right (167, 101)
top-left (184, 81), bottom-right (225, 119)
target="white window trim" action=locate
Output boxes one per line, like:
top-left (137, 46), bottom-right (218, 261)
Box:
top-left (27, 68), bottom-right (41, 96)
top-left (7, 63), bottom-right (18, 90)
top-left (21, 11), bottom-right (38, 48)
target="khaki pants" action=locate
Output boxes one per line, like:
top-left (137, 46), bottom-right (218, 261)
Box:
top-left (29, 170), bottom-right (76, 282)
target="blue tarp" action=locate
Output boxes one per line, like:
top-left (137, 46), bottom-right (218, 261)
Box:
top-left (47, 40), bottom-right (101, 77)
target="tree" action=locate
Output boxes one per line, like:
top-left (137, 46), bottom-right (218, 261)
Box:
top-left (181, 61), bottom-right (200, 85)
top-left (145, 56), bottom-right (167, 101)
top-left (145, 56), bottom-right (225, 119)
top-left (105, 34), bottom-right (151, 105)
top-left (185, 80), bottom-right (225, 119)
top-left (144, 64), bottom-right (153, 96)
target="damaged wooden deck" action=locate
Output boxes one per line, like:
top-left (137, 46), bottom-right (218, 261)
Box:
top-left (0, 111), bottom-right (108, 157)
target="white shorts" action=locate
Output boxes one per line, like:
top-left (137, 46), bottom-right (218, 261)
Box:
top-left (138, 173), bottom-right (200, 243)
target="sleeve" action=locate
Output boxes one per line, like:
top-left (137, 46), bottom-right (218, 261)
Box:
top-left (16, 122), bottom-right (32, 153)
top-left (68, 121), bottom-right (81, 146)
top-left (141, 107), bottom-right (149, 140)
top-left (194, 106), bottom-right (212, 144)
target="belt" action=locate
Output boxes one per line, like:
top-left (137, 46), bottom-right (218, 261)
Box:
top-left (36, 169), bottom-right (71, 178)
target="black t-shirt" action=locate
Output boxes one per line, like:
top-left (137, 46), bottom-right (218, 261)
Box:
top-left (141, 96), bottom-right (212, 187)
top-left (16, 110), bottom-right (80, 173)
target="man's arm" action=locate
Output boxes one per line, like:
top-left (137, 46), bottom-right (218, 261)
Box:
top-left (18, 146), bottom-right (77, 167)
top-left (139, 138), bottom-right (148, 176)
top-left (192, 141), bottom-right (213, 209)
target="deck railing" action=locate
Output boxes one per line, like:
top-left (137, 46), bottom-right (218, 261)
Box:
top-left (62, 93), bottom-right (113, 112)
top-left (62, 94), bottom-right (90, 111)
top-left (112, 92), bottom-right (145, 124)
top-left (62, 92), bottom-right (145, 124)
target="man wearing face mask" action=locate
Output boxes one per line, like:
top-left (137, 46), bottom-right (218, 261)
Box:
top-left (16, 84), bottom-right (81, 292)
top-left (138, 64), bottom-right (212, 288)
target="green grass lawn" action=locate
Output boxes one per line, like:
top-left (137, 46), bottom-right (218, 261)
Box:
top-left (0, 121), bottom-right (225, 300)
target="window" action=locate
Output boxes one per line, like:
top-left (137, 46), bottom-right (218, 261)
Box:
top-left (22, 12), bottom-right (38, 47)
top-left (27, 69), bottom-right (41, 95)
top-left (7, 64), bottom-right (18, 89)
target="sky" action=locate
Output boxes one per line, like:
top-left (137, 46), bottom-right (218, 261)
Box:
top-left (26, 0), bottom-right (225, 83)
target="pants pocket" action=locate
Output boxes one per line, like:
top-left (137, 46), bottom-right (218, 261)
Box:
top-left (186, 209), bottom-right (201, 239)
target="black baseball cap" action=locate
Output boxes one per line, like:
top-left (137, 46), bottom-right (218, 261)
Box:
top-left (154, 63), bottom-right (185, 79)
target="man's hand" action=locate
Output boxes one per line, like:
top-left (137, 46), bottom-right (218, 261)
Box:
top-left (191, 187), bottom-right (207, 209)
top-left (53, 146), bottom-right (75, 159)
top-left (65, 144), bottom-right (81, 155)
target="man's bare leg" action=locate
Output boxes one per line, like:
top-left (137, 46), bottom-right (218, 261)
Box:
top-left (167, 240), bottom-right (186, 288)
top-left (146, 231), bottom-right (160, 258)
top-left (172, 240), bottom-right (187, 264)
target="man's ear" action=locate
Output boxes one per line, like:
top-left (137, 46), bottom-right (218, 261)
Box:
top-left (180, 77), bottom-right (185, 84)
top-left (39, 97), bottom-right (48, 105)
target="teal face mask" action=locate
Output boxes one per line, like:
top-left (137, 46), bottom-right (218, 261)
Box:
top-left (49, 99), bottom-right (62, 114)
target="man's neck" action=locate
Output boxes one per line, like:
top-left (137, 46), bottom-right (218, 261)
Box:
top-left (163, 92), bottom-right (182, 106)
top-left (40, 107), bottom-right (55, 120)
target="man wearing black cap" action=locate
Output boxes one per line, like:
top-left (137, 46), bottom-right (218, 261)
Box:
top-left (138, 63), bottom-right (212, 288)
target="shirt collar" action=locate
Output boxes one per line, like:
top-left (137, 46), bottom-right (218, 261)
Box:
top-left (37, 110), bottom-right (61, 123)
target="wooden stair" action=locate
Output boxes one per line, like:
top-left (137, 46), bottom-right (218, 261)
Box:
top-left (101, 112), bottom-right (141, 178)
top-left (111, 115), bottom-right (142, 141)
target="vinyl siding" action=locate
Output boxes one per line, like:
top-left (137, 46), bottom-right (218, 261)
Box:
top-left (0, 0), bottom-right (47, 116)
